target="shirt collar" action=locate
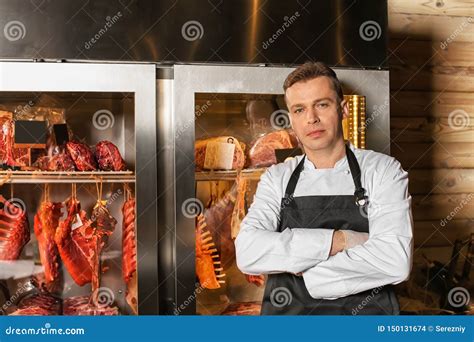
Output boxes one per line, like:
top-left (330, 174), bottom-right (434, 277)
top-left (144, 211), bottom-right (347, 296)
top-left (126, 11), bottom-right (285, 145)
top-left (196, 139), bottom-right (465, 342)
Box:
top-left (302, 141), bottom-right (355, 170)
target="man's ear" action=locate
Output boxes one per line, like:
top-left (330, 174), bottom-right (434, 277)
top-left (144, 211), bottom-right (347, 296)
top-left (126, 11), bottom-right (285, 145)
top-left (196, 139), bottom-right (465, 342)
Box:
top-left (340, 99), bottom-right (349, 120)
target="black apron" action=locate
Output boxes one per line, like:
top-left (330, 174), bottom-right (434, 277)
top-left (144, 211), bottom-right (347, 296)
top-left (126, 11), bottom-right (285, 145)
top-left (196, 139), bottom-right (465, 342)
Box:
top-left (261, 145), bottom-right (400, 315)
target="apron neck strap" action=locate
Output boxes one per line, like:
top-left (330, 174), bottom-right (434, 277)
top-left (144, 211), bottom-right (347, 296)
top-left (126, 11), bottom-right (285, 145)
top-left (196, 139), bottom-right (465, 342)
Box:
top-left (283, 144), bottom-right (368, 206)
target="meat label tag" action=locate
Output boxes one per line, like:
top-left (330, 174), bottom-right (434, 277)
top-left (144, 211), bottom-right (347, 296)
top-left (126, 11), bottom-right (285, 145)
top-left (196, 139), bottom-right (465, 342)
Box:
top-left (71, 213), bottom-right (83, 230)
top-left (204, 141), bottom-right (235, 170)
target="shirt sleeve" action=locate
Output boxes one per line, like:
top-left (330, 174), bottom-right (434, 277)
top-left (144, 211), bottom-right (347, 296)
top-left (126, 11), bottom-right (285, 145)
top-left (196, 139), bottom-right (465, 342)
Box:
top-left (301, 157), bottom-right (414, 299)
top-left (235, 165), bottom-right (334, 276)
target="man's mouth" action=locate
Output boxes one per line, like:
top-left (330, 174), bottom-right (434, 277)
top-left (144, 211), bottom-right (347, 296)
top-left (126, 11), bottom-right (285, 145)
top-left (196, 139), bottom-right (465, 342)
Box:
top-left (306, 129), bottom-right (326, 138)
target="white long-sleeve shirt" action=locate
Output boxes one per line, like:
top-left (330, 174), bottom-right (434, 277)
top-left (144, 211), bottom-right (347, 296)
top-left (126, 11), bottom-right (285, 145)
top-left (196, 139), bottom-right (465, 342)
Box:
top-left (235, 144), bottom-right (413, 299)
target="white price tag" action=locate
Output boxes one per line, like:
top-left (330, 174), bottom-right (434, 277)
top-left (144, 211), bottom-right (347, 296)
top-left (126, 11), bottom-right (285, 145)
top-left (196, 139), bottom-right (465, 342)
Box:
top-left (204, 141), bottom-right (235, 170)
top-left (71, 213), bottom-right (83, 231)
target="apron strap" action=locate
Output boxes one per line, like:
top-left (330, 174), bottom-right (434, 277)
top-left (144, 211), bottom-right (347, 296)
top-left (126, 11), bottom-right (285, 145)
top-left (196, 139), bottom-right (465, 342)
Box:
top-left (345, 145), bottom-right (368, 207)
top-left (283, 144), bottom-right (368, 207)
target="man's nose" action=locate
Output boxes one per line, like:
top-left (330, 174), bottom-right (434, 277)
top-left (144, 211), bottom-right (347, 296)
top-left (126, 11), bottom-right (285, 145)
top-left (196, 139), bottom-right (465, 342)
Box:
top-left (306, 107), bottom-right (320, 124)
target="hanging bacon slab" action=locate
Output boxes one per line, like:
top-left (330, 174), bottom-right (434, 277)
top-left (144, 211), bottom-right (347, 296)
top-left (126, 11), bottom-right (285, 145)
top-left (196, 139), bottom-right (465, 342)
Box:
top-left (54, 196), bottom-right (94, 286)
top-left (0, 195), bottom-right (30, 260)
top-left (122, 195), bottom-right (137, 314)
top-left (34, 197), bottom-right (62, 283)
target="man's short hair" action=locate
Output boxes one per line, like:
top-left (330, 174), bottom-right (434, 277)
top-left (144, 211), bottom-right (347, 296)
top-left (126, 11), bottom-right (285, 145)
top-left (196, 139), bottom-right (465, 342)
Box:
top-left (283, 62), bottom-right (344, 103)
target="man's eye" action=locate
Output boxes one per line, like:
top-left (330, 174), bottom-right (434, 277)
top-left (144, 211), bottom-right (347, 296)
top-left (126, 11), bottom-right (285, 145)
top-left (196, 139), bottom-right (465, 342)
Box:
top-left (318, 103), bottom-right (329, 108)
top-left (294, 108), bottom-right (303, 114)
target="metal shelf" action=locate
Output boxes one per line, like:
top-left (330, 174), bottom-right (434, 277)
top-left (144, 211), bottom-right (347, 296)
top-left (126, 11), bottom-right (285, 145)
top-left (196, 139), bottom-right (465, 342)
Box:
top-left (195, 168), bottom-right (266, 181)
top-left (0, 170), bottom-right (135, 184)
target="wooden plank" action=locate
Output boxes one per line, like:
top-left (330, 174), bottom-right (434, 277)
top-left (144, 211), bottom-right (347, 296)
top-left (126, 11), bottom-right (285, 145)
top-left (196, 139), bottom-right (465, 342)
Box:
top-left (412, 193), bottom-right (474, 221)
top-left (391, 117), bottom-right (474, 143)
top-left (390, 91), bottom-right (474, 118)
top-left (414, 219), bottom-right (473, 247)
top-left (390, 64), bottom-right (474, 92)
top-left (389, 39), bottom-right (473, 67)
top-left (389, 13), bottom-right (473, 42)
top-left (388, 0), bottom-right (474, 17)
top-left (408, 169), bottom-right (474, 194)
top-left (392, 142), bottom-right (474, 169)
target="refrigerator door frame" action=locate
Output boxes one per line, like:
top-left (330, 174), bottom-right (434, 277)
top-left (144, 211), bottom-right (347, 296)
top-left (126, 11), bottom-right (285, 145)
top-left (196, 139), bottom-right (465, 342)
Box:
top-left (0, 61), bottom-right (159, 315)
top-left (165, 64), bottom-right (390, 314)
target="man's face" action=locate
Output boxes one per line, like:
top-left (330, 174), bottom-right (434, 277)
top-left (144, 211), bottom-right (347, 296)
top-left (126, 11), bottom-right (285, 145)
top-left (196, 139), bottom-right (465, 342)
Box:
top-left (285, 76), bottom-right (348, 152)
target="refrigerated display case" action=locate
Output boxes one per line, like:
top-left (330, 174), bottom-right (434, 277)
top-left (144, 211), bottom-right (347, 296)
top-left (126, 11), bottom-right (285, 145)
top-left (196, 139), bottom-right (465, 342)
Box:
top-left (157, 65), bottom-right (390, 315)
top-left (0, 62), bottom-right (158, 315)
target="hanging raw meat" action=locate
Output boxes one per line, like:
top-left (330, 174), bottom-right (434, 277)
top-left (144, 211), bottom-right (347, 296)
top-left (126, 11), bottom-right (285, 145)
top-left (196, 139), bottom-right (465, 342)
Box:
top-left (55, 183), bottom-right (117, 288)
top-left (196, 213), bottom-right (225, 289)
top-left (231, 174), bottom-right (247, 239)
top-left (95, 140), bottom-right (127, 171)
top-left (203, 181), bottom-right (239, 264)
top-left (195, 136), bottom-right (246, 171)
top-left (34, 188), bottom-right (62, 283)
top-left (122, 192), bottom-right (137, 314)
top-left (54, 194), bottom-right (95, 286)
top-left (248, 129), bottom-right (299, 167)
top-left (66, 141), bottom-right (97, 171)
top-left (89, 195), bottom-right (117, 292)
top-left (0, 195), bottom-right (30, 260)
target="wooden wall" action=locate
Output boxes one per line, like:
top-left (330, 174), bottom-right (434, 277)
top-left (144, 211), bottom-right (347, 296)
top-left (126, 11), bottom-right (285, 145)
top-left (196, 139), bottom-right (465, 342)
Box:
top-left (388, 0), bottom-right (473, 264)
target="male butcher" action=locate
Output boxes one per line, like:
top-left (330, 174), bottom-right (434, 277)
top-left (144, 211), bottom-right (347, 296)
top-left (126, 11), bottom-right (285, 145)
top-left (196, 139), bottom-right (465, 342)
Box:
top-left (235, 62), bottom-right (413, 315)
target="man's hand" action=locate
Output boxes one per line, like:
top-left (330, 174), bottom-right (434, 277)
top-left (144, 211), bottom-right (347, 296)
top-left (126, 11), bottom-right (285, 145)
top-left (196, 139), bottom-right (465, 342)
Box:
top-left (329, 230), bottom-right (369, 256)
top-left (330, 230), bottom-right (346, 256)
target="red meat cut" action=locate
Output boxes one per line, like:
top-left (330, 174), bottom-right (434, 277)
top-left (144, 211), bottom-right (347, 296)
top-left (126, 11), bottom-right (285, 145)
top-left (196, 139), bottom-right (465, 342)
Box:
top-left (66, 141), bottom-right (97, 171)
top-left (0, 196), bottom-right (30, 260)
top-left (248, 130), bottom-right (299, 168)
top-left (34, 201), bottom-right (62, 283)
top-left (95, 140), bottom-right (126, 171)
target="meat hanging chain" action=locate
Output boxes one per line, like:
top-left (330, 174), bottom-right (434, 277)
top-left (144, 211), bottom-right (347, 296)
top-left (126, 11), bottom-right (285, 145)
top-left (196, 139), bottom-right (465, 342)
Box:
top-left (34, 184), bottom-right (62, 283)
